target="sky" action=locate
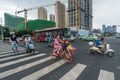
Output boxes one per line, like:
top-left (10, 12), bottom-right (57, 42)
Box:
top-left (0, 0), bottom-right (120, 32)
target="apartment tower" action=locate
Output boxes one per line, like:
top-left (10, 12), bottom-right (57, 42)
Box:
top-left (38, 7), bottom-right (47, 20)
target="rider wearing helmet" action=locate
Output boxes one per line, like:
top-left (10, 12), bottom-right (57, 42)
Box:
top-left (95, 36), bottom-right (105, 51)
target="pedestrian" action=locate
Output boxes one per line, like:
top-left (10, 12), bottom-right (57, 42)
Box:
top-left (10, 34), bottom-right (19, 54)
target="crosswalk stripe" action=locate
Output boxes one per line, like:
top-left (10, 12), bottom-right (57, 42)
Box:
top-left (0, 51), bottom-right (13, 54)
top-left (0, 51), bottom-right (39, 62)
top-left (0, 53), bottom-right (15, 58)
top-left (0, 56), bottom-right (51, 79)
top-left (0, 52), bottom-right (27, 62)
top-left (98, 69), bottom-right (114, 80)
top-left (20, 59), bottom-right (66, 80)
top-left (0, 53), bottom-right (46, 68)
top-left (0, 49), bottom-right (25, 55)
top-left (60, 63), bottom-right (86, 80)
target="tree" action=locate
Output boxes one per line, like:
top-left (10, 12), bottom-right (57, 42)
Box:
top-left (16, 30), bottom-right (32, 37)
top-left (4, 27), bottom-right (10, 37)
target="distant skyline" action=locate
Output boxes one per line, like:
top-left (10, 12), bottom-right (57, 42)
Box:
top-left (0, 0), bottom-right (120, 32)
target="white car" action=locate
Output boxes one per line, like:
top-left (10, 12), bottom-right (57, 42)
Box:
top-left (63, 35), bottom-right (75, 42)
top-left (116, 33), bottom-right (120, 38)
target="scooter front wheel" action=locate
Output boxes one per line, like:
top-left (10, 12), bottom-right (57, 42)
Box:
top-left (107, 52), bottom-right (114, 57)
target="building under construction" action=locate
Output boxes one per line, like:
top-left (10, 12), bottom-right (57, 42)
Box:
top-left (4, 13), bottom-right (25, 31)
top-left (17, 19), bottom-right (56, 31)
top-left (68, 0), bottom-right (93, 31)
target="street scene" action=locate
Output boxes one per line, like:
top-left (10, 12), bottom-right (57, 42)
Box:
top-left (0, 0), bottom-right (120, 80)
top-left (0, 37), bottom-right (120, 80)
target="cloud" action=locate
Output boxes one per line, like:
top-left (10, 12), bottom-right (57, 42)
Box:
top-left (0, 0), bottom-right (120, 31)
top-left (93, 0), bottom-right (120, 29)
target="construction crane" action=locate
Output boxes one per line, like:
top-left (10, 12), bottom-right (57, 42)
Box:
top-left (15, 4), bottom-right (55, 30)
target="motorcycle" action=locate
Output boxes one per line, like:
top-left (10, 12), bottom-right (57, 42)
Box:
top-left (25, 41), bottom-right (35, 54)
top-left (88, 41), bottom-right (114, 57)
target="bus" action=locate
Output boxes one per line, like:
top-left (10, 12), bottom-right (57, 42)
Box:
top-left (32, 27), bottom-right (70, 42)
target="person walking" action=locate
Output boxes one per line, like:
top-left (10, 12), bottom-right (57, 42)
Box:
top-left (10, 34), bottom-right (19, 54)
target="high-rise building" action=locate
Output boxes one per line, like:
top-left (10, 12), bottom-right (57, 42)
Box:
top-left (65, 8), bottom-right (68, 27)
top-left (38, 7), bottom-right (47, 20)
top-left (102, 25), bottom-right (106, 33)
top-left (55, 1), bottom-right (66, 28)
top-left (113, 25), bottom-right (117, 33)
top-left (68, 0), bottom-right (93, 30)
top-left (84, 0), bottom-right (93, 30)
top-left (4, 13), bottom-right (24, 31)
top-left (102, 25), bottom-right (117, 33)
top-left (50, 14), bottom-right (55, 22)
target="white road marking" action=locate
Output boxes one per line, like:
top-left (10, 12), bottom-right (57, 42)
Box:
top-left (98, 69), bottom-right (115, 80)
top-left (0, 53), bottom-right (15, 57)
top-left (60, 63), bottom-right (86, 80)
top-left (0, 52), bottom-right (27, 62)
top-left (0, 49), bottom-right (25, 55)
top-left (20, 60), bottom-right (66, 80)
top-left (0, 56), bottom-right (51, 79)
top-left (0, 51), bottom-right (13, 54)
top-left (0, 53), bottom-right (45, 68)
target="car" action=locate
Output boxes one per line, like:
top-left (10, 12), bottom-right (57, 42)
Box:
top-left (81, 36), bottom-right (97, 41)
top-left (62, 35), bottom-right (75, 42)
top-left (21, 34), bottom-right (31, 41)
top-left (116, 33), bottom-right (120, 38)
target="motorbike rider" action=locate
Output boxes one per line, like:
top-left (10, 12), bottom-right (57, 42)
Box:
top-left (10, 34), bottom-right (19, 54)
top-left (95, 36), bottom-right (105, 51)
top-left (25, 35), bottom-right (32, 52)
top-left (54, 34), bottom-right (62, 54)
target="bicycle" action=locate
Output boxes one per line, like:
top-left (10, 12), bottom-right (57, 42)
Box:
top-left (58, 45), bottom-right (76, 63)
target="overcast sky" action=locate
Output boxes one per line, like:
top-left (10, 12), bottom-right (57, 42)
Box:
top-left (0, 0), bottom-right (120, 31)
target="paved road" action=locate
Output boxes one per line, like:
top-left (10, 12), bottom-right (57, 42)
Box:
top-left (0, 40), bottom-right (24, 53)
top-left (0, 37), bottom-right (120, 80)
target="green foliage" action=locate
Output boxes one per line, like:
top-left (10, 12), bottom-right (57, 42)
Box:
top-left (0, 35), bottom-right (1, 39)
top-left (4, 27), bottom-right (10, 37)
top-left (102, 32), bottom-right (114, 37)
top-left (16, 30), bottom-right (32, 37)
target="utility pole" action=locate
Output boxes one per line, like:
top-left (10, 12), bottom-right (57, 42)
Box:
top-left (24, 9), bottom-right (27, 30)
top-left (0, 18), bottom-right (3, 40)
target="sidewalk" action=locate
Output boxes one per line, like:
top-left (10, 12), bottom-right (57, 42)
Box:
top-left (0, 40), bottom-right (24, 53)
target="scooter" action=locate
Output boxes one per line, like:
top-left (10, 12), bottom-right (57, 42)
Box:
top-left (26, 41), bottom-right (35, 54)
top-left (88, 42), bottom-right (114, 57)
